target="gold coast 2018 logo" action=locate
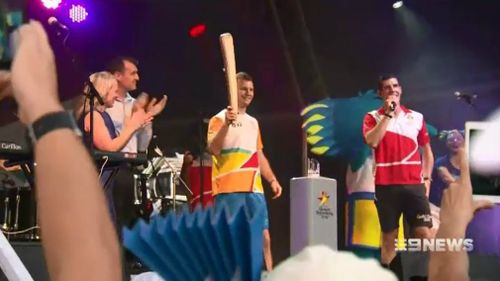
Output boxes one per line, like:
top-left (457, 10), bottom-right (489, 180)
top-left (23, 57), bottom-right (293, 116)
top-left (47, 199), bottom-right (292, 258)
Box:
top-left (316, 191), bottom-right (334, 219)
top-left (318, 191), bottom-right (329, 206)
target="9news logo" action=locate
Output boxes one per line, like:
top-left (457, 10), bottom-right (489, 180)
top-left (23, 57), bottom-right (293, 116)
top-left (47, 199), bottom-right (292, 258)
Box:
top-left (395, 238), bottom-right (474, 252)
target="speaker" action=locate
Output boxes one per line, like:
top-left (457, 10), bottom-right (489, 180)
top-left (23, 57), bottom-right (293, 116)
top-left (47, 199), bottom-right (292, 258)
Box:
top-left (0, 242), bottom-right (50, 281)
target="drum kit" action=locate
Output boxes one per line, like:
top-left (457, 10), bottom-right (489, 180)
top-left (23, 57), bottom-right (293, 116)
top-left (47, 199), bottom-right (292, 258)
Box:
top-left (133, 152), bottom-right (191, 218)
top-left (0, 162), bottom-right (38, 241)
top-left (0, 150), bottom-right (194, 240)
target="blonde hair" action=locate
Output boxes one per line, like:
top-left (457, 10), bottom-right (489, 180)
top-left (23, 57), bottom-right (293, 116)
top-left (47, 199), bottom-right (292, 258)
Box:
top-left (74, 71), bottom-right (117, 119)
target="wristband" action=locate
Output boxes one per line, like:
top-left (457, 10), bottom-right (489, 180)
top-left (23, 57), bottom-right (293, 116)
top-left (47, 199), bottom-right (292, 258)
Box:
top-left (28, 111), bottom-right (82, 143)
top-left (384, 113), bottom-right (393, 119)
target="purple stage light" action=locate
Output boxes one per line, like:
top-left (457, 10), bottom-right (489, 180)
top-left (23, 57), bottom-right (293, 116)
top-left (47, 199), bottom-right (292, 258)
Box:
top-left (69, 4), bottom-right (88, 23)
top-left (41, 0), bottom-right (62, 9)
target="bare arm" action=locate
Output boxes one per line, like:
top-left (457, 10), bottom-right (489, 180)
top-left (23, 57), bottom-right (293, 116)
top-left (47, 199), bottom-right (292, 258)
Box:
top-left (422, 143), bottom-right (434, 178)
top-left (180, 151), bottom-right (193, 202)
top-left (8, 21), bottom-right (121, 281)
top-left (437, 166), bottom-right (455, 184)
top-left (207, 108), bottom-right (236, 155)
top-left (36, 128), bottom-right (122, 281)
top-left (259, 150), bottom-right (277, 183)
top-left (258, 150), bottom-right (282, 199)
top-left (364, 98), bottom-right (396, 148)
top-left (207, 122), bottom-right (230, 155)
top-left (136, 94), bottom-right (167, 152)
top-left (136, 124), bottom-right (153, 152)
top-left (421, 143), bottom-right (434, 195)
top-left (364, 115), bottom-right (391, 148)
top-left (180, 151), bottom-right (193, 183)
top-left (428, 148), bottom-right (493, 281)
top-left (85, 112), bottom-right (137, 152)
top-left (429, 224), bottom-right (469, 281)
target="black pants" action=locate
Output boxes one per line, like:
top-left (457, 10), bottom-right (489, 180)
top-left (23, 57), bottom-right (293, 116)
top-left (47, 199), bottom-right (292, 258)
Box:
top-left (112, 165), bottom-right (138, 234)
top-left (111, 165), bottom-right (140, 281)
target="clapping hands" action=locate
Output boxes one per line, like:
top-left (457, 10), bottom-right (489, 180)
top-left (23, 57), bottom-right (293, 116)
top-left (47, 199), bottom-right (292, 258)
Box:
top-left (133, 92), bottom-right (168, 117)
top-left (125, 92), bottom-right (167, 131)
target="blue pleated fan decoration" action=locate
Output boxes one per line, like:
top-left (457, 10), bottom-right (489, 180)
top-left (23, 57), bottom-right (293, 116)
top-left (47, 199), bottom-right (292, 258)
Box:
top-left (123, 201), bottom-right (264, 281)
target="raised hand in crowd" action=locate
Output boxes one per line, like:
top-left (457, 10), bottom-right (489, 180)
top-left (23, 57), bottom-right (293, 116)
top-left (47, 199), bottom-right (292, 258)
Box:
top-left (8, 20), bottom-right (121, 281)
top-left (429, 148), bottom-right (493, 281)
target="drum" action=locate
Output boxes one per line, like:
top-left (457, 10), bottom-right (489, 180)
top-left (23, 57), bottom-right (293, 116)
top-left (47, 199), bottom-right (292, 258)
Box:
top-left (188, 161), bottom-right (213, 208)
top-left (133, 171), bottom-right (175, 202)
top-left (152, 170), bottom-right (175, 199)
top-left (0, 171), bottom-right (34, 239)
top-left (133, 168), bottom-right (189, 217)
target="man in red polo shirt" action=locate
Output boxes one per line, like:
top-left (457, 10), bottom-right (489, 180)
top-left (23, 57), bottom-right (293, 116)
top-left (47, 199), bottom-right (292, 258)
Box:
top-left (363, 75), bottom-right (434, 268)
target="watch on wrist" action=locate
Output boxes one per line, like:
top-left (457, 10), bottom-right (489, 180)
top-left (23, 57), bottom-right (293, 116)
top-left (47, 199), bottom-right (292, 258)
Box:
top-left (423, 176), bottom-right (431, 182)
top-left (383, 112), bottom-right (393, 119)
top-left (28, 111), bottom-right (82, 143)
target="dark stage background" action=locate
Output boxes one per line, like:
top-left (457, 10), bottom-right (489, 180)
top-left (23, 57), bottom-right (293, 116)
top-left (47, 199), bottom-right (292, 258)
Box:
top-left (1, 0), bottom-right (499, 265)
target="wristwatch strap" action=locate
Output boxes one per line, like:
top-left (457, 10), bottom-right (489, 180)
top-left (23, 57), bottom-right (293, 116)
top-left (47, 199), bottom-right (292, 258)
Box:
top-left (28, 111), bottom-right (82, 143)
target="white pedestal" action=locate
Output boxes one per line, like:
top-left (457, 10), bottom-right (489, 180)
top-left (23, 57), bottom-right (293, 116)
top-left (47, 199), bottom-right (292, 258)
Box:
top-left (290, 176), bottom-right (337, 255)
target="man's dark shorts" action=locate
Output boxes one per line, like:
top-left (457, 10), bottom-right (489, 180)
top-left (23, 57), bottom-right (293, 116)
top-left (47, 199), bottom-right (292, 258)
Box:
top-left (375, 184), bottom-right (432, 232)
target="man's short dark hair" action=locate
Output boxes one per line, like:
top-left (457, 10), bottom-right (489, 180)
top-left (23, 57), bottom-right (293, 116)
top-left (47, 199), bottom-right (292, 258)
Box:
top-left (377, 74), bottom-right (398, 90)
top-left (106, 56), bottom-right (139, 74)
top-left (236, 72), bottom-right (253, 82)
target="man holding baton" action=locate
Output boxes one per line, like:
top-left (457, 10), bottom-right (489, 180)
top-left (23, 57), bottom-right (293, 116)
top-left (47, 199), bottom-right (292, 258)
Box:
top-left (207, 72), bottom-right (282, 271)
top-left (363, 75), bottom-right (434, 271)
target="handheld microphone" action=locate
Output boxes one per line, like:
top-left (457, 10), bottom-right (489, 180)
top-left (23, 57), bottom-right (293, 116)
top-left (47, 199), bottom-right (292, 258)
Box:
top-left (389, 101), bottom-right (396, 111)
top-left (48, 17), bottom-right (69, 31)
top-left (454, 91), bottom-right (478, 105)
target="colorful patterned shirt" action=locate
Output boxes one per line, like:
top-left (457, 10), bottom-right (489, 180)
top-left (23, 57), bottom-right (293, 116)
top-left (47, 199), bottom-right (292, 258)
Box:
top-left (207, 109), bottom-right (264, 195)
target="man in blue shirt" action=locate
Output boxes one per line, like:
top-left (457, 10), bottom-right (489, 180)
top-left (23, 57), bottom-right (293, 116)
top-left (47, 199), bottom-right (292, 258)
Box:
top-left (429, 130), bottom-right (463, 206)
